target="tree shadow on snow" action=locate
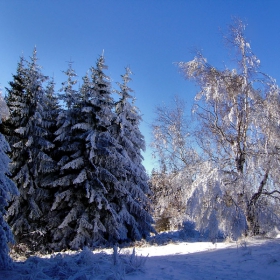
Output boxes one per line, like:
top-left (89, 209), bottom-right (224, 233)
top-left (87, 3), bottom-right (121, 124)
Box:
top-left (145, 221), bottom-right (225, 246)
top-left (2, 246), bottom-right (148, 280)
top-left (1, 237), bottom-right (280, 280)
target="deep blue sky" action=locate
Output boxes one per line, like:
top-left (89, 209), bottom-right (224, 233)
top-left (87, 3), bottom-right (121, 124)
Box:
top-left (1, 0), bottom-right (280, 173)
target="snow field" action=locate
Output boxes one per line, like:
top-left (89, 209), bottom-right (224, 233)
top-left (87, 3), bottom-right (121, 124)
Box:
top-left (1, 237), bottom-right (280, 280)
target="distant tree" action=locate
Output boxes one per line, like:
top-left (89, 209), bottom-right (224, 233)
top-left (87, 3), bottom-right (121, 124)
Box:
top-left (5, 48), bottom-right (56, 250)
top-left (149, 168), bottom-right (190, 232)
top-left (150, 97), bottom-right (199, 231)
top-left (0, 90), bottom-right (18, 269)
top-left (177, 19), bottom-right (280, 238)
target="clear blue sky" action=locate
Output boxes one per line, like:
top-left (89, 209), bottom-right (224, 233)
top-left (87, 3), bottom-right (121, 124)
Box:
top-left (1, 0), bottom-right (280, 173)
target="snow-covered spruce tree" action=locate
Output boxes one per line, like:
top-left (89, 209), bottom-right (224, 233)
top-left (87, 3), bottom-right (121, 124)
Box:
top-left (2, 56), bottom-right (28, 148)
top-left (48, 57), bottom-right (154, 251)
top-left (5, 48), bottom-right (56, 251)
top-left (46, 61), bottom-right (84, 250)
top-left (114, 67), bottom-right (154, 239)
top-left (39, 77), bottom-right (60, 187)
top-left (48, 55), bottom-right (117, 250)
top-left (177, 19), bottom-right (280, 239)
top-left (0, 90), bottom-right (18, 269)
top-left (36, 77), bottom-right (61, 249)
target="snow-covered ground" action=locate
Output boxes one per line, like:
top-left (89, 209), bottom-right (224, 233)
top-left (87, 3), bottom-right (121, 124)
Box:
top-left (1, 236), bottom-right (280, 279)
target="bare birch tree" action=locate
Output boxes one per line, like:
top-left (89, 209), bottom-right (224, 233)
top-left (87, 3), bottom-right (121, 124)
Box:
top-left (177, 19), bottom-right (280, 238)
top-left (151, 96), bottom-right (199, 172)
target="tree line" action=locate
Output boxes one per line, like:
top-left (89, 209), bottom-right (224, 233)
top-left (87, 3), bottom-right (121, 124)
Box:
top-left (0, 50), bottom-right (154, 268)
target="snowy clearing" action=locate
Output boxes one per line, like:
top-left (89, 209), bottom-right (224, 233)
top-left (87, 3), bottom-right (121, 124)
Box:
top-left (1, 237), bottom-right (280, 279)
